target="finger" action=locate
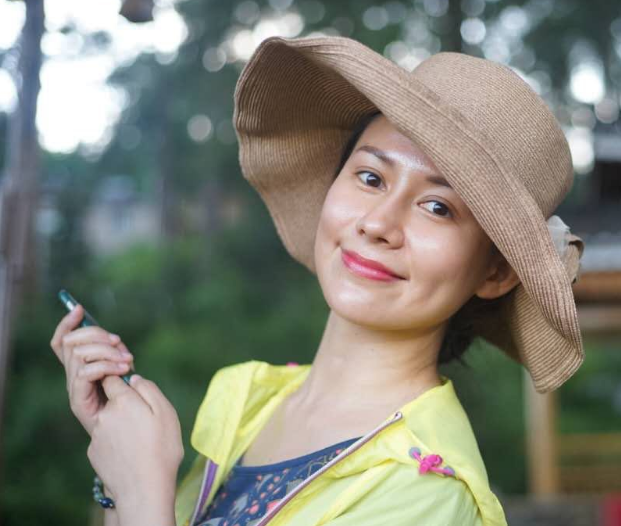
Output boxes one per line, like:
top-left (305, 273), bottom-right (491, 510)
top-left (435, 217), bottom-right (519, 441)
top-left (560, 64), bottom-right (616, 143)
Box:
top-left (67, 343), bottom-right (133, 386)
top-left (61, 327), bottom-right (121, 368)
top-left (67, 362), bottom-right (129, 434)
top-left (69, 360), bottom-right (132, 422)
top-left (100, 374), bottom-right (139, 404)
top-left (128, 375), bottom-right (169, 415)
top-left (75, 360), bottom-right (132, 382)
top-left (65, 343), bottom-right (133, 382)
top-left (62, 326), bottom-right (121, 348)
top-left (50, 304), bottom-right (85, 362)
top-left (73, 343), bottom-right (133, 364)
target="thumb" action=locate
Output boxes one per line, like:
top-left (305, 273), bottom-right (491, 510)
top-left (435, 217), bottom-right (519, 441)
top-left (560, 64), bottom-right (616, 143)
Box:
top-left (128, 374), bottom-right (164, 414)
top-left (101, 374), bottom-right (133, 401)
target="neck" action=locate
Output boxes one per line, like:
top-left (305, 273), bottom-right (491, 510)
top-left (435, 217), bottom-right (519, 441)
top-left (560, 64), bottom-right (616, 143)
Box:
top-left (293, 310), bottom-right (444, 414)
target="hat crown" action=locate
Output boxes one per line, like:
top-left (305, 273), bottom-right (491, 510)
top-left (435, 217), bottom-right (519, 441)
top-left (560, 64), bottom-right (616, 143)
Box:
top-left (411, 52), bottom-right (573, 217)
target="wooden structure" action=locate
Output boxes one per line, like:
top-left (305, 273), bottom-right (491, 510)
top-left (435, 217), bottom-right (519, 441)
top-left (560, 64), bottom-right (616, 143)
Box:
top-left (525, 269), bottom-right (621, 496)
top-left (524, 124), bottom-right (621, 498)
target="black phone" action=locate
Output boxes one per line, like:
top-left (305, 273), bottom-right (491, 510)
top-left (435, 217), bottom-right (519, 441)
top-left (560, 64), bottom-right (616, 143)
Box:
top-left (58, 289), bottom-right (135, 385)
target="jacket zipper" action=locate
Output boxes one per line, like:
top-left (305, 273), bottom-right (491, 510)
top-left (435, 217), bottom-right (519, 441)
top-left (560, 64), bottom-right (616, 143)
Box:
top-left (255, 410), bottom-right (404, 526)
top-left (189, 458), bottom-right (218, 526)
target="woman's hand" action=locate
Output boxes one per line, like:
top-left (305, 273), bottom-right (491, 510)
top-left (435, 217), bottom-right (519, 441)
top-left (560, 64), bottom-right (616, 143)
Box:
top-left (49, 304), bottom-right (135, 436)
top-left (87, 374), bottom-right (183, 526)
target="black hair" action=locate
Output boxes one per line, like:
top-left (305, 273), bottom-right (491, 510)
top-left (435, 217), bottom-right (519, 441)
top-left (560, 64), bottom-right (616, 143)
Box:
top-left (332, 110), bottom-right (506, 368)
top-left (333, 110), bottom-right (383, 179)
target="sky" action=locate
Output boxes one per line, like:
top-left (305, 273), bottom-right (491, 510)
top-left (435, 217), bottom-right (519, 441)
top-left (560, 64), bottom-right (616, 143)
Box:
top-left (0, 0), bottom-right (187, 154)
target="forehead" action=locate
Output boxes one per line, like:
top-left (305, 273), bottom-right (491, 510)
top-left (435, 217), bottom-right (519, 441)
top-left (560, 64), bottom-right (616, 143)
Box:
top-left (354, 115), bottom-right (440, 174)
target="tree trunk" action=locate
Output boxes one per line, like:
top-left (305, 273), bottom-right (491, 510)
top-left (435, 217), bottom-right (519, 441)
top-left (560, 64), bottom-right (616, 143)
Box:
top-left (0, 0), bottom-right (45, 480)
top-left (445, 0), bottom-right (463, 53)
top-left (155, 81), bottom-right (182, 240)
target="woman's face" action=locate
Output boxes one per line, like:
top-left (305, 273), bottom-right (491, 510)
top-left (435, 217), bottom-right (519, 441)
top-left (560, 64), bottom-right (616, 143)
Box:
top-left (314, 114), bottom-right (506, 332)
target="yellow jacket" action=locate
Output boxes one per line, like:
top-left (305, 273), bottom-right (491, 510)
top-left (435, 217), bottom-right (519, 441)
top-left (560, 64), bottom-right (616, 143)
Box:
top-left (174, 360), bottom-right (508, 526)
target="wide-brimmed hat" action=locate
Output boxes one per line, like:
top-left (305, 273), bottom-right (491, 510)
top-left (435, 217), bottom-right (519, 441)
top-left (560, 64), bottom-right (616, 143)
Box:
top-left (232, 35), bottom-right (586, 394)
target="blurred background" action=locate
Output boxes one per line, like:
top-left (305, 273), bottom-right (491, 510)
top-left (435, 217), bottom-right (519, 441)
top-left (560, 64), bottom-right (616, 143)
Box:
top-left (0, 0), bottom-right (619, 524)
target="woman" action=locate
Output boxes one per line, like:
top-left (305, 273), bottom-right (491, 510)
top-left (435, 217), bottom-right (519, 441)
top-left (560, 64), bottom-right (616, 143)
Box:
top-left (50, 35), bottom-right (585, 526)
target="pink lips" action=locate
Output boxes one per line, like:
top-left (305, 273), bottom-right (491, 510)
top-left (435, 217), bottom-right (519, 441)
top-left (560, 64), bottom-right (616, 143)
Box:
top-left (341, 249), bottom-right (404, 281)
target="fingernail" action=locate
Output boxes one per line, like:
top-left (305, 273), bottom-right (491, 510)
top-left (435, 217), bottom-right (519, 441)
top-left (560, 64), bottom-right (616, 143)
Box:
top-left (109, 333), bottom-right (120, 342)
top-left (130, 374), bottom-right (141, 384)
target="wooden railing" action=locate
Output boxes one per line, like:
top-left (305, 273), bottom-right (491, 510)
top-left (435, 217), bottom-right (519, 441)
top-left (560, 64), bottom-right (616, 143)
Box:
top-left (557, 432), bottom-right (621, 493)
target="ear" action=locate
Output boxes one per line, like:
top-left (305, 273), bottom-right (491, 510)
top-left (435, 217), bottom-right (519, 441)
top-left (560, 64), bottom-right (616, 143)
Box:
top-left (474, 250), bottom-right (521, 300)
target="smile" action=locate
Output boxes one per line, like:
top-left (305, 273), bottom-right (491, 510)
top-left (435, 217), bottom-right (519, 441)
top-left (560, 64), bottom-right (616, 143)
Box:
top-left (341, 249), bottom-right (404, 282)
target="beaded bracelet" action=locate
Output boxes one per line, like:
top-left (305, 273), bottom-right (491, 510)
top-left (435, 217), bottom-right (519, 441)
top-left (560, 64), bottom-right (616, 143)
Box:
top-left (92, 475), bottom-right (115, 508)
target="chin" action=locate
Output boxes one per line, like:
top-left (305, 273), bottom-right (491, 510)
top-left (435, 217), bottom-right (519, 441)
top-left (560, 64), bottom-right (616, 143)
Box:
top-left (321, 277), bottom-right (406, 330)
top-left (332, 302), bottom-right (410, 331)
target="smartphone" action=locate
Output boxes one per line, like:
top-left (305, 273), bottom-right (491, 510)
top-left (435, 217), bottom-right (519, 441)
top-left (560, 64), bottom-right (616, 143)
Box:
top-left (58, 289), bottom-right (135, 385)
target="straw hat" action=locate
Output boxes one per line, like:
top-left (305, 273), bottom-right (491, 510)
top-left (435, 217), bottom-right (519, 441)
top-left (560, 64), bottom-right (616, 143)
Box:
top-left (232, 35), bottom-right (586, 394)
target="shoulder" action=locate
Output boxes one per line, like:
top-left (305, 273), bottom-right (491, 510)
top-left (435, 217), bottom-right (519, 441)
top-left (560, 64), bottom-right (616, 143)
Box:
top-left (326, 462), bottom-right (484, 526)
top-left (374, 463), bottom-right (484, 524)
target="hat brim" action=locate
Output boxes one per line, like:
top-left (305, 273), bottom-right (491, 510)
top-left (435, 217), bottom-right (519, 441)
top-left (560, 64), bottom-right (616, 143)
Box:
top-left (233, 35), bottom-right (585, 393)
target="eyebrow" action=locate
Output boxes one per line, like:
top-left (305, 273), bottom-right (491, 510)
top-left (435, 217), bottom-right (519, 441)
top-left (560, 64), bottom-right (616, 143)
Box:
top-left (354, 145), bottom-right (453, 189)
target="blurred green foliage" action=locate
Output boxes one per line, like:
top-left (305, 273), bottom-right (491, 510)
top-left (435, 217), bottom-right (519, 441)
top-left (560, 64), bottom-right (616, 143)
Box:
top-left (558, 339), bottom-right (621, 434)
top-left (2, 211), bottom-right (328, 524)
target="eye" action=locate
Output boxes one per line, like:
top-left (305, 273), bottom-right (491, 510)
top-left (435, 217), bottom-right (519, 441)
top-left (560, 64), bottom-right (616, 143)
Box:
top-left (421, 200), bottom-right (453, 218)
top-left (356, 170), bottom-right (383, 188)
top-left (356, 171), bottom-right (454, 219)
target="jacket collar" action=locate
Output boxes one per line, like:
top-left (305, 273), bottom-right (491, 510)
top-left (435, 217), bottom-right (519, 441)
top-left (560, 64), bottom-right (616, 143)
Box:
top-left (191, 360), bottom-right (486, 477)
top-left (190, 361), bottom-right (311, 466)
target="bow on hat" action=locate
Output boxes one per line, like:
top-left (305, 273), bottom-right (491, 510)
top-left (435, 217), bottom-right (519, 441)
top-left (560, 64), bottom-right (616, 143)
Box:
top-left (546, 215), bottom-right (585, 285)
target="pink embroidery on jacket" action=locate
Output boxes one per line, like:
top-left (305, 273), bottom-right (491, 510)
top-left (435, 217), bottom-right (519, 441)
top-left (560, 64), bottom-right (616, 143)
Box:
top-left (408, 447), bottom-right (456, 477)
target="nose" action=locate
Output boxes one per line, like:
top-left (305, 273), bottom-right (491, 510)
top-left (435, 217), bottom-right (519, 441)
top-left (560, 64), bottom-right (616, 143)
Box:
top-left (355, 193), bottom-right (406, 246)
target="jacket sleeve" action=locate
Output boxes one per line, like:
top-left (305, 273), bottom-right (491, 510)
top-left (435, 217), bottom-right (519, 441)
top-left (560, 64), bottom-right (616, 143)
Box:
top-left (317, 463), bottom-right (484, 526)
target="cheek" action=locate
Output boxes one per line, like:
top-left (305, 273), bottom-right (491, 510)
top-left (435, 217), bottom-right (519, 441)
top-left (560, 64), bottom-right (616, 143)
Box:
top-left (313, 184), bottom-right (364, 306)
top-left (402, 227), bottom-right (487, 307)
top-left (412, 233), bottom-right (466, 278)
top-left (322, 184), bottom-right (357, 231)
top-left (405, 222), bottom-right (483, 272)
top-left (314, 184), bottom-right (356, 257)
